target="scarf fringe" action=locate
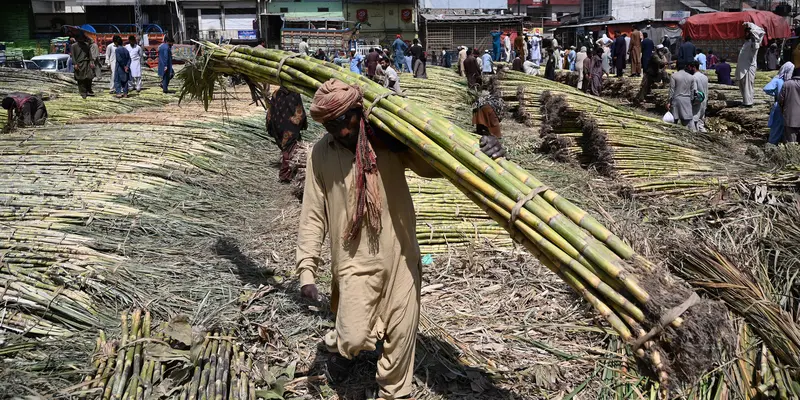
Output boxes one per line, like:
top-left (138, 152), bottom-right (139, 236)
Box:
top-left (343, 116), bottom-right (382, 246)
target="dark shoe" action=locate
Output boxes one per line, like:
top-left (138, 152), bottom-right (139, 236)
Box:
top-left (324, 354), bottom-right (355, 383)
top-left (81, 94), bottom-right (87, 99)
top-left (87, 92), bottom-right (96, 97)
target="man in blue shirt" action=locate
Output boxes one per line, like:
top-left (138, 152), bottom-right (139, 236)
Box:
top-left (349, 49), bottom-right (364, 74)
top-left (490, 29), bottom-right (502, 61)
top-left (694, 49), bottom-right (707, 71)
top-left (481, 50), bottom-right (493, 74)
top-left (391, 34), bottom-right (408, 72)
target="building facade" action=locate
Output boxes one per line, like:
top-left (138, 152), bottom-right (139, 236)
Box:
top-left (343, 0), bottom-right (417, 45)
top-left (579, 0), bottom-right (738, 21)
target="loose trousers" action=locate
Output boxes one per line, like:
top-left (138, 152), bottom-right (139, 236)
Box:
top-left (739, 70), bottom-right (755, 106)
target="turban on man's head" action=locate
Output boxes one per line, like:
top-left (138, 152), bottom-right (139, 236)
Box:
top-left (310, 79), bottom-right (364, 123)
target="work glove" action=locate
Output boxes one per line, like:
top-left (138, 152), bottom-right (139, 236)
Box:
top-left (300, 284), bottom-right (319, 302)
top-left (480, 135), bottom-right (506, 159)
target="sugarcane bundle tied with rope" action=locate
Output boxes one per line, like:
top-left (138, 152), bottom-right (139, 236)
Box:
top-left (179, 42), bottom-right (746, 391)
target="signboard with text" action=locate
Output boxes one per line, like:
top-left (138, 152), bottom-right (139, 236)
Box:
top-left (662, 11), bottom-right (691, 21)
top-left (238, 30), bottom-right (257, 40)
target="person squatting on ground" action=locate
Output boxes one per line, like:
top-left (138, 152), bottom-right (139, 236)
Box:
top-left (71, 31), bottom-right (96, 98)
top-left (267, 86), bottom-right (308, 182)
top-left (737, 22), bottom-right (765, 107)
top-left (765, 62), bottom-right (795, 144)
top-left (2, 93), bottom-right (47, 132)
top-left (779, 67), bottom-right (800, 143)
top-left (472, 92), bottom-right (505, 139)
top-left (296, 79), bottom-right (504, 400)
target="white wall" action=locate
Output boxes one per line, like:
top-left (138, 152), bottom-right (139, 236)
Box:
top-left (610, 0), bottom-right (656, 20)
top-left (420, 0), bottom-right (508, 10)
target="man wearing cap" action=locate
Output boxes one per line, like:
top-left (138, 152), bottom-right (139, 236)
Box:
top-left (297, 79), bottom-right (505, 400)
top-left (481, 49), bottom-right (493, 75)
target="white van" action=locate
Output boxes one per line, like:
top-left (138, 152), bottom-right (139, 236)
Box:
top-left (31, 54), bottom-right (71, 73)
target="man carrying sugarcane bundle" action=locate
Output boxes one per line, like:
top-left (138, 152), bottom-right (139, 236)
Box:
top-left (736, 22), bottom-right (765, 108)
top-left (267, 86), bottom-right (308, 182)
top-left (296, 79), bottom-right (504, 400)
top-left (2, 93), bottom-right (48, 132)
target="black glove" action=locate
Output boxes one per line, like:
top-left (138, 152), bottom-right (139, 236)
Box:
top-left (479, 135), bottom-right (506, 159)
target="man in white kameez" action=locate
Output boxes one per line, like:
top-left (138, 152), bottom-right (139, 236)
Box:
top-left (124, 35), bottom-right (144, 93)
top-left (692, 61), bottom-right (709, 132)
top-left (105, 36), bottom-right (119, 94)
top-left (504, 33), bottom-right (512, 62)
top-left (736, 22), bottom-right (765, 107)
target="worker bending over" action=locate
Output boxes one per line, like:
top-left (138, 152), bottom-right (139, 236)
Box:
top-left (296, 80), bottom-right (504, 400)
top-left (3, 93), bottom-right (48, 131)
top-left (267, 86), bottom-right (307, 182)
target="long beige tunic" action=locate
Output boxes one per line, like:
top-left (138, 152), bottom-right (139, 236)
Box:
top-left (296, 133), bottom-right (438, 399)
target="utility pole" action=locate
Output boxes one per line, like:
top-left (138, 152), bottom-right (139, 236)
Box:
top-left (134, 0), bottom-right (143, 38)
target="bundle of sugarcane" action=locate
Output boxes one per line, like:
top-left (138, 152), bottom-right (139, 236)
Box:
top-left (533, 87), bottom-right (755, 198)
top-left (72, 310), bottom-right (257, 399)
top-left (409, 172), bottom-right (513, 254)
top-left (181, 42), bottom-right (735, 389)
top-left (402, 67), bottom-right (473, 126)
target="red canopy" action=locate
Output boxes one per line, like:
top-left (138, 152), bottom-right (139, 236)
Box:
top-left (681, 10), bottom-right (792, 44)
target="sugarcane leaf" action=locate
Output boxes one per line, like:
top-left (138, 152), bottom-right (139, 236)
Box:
top-left (285, 360), bottom-right (297, 380)
top-left (162, 316), bottom-right (193, 347)
top-left (254, 389), bottom-right (284, 400)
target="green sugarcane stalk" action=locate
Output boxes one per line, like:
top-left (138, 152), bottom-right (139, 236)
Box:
top-left (112, 310), bottom-right (141, 400)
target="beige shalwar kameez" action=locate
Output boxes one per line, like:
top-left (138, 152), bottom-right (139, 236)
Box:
top-left (296, 134), bottom-right (439, 399)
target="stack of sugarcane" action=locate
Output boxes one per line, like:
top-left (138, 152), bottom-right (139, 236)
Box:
top-left (401, 66), bottom-right (473, 126)
top-left (674, 245), bottom-right (800, 388)
top-left (408, 172), bottom-right (513, 254)
top-left (0, 115), bottom-right (269, 336)
top-left (73, 310), bottom-right (257, 399)
top-left (0, 67), bottom-right (176, 129)
top-left (495, 71), bottom-right (749, 198)
top-left (181, 42), bottom-right (738, 389)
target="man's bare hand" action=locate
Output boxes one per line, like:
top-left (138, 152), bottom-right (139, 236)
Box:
top-left (480, 135), bottom-right (506, 159)
top-left (300, 284), bottom-right (319, 301)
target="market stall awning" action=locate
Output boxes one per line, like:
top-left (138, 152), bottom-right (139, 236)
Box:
top-left (278, 12), bottom-right (345, 22)
top-left (681, 10), bottom-right (792, 43)
top-left (421, 13), bottom-right (524, 23)
top-left (679, 0), bottom-right (717, 13)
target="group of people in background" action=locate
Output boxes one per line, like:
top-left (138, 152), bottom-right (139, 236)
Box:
top-left (67, 31), bottom-right (174, 99)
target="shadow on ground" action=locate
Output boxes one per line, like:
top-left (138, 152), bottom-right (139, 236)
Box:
top-left (216, 235), bottom-right (522, 400)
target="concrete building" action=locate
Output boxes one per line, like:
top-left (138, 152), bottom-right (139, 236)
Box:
top-left (179, 1), bottom-right (258, 42)
top-left (579, 0), bottom-right (741, 21)
top-left (342, 0), bottom-right (417, 45)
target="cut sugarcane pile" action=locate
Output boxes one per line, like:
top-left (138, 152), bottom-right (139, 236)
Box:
top-left (402, 66), bottom-right (474, 128)
top-left (409, 173), bottom-right (513, 254)
top-left (0, 113), bottom-right (268, 337)
top-left (0, 67), bottom-right (176, 129)
top-left (495, 70), bottom-right (755, 199)
top-left (182, 42), bottom-right (739, 389)
top-left (72, 310), bottom-right (258, 399)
